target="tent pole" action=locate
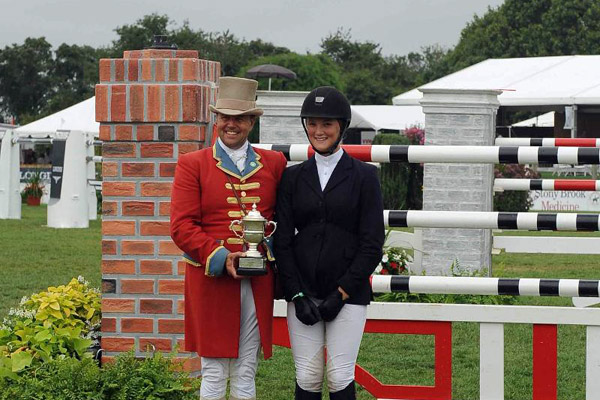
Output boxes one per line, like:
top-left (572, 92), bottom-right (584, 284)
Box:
top-left (571, 104), bottom-right (578, 138)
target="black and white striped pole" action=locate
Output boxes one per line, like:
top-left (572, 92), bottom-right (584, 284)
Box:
top-left (384, 210), bottom-right (600, 231)
top-left (371, 275), bottom-right (600, 297)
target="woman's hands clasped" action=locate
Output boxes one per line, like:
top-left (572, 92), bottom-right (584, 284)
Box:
top-left (293, 287), bottom-right (349, 325)
top-left (293, 296), bottom-right (321, 325)
top-left (318, 289), bottom-right (346, 322)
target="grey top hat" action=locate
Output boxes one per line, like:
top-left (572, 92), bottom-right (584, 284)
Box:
top-left (209, 77), bottom-right (264, 116)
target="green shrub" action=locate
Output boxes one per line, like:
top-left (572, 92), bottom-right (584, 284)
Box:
top-left (100, 351), bottom-right (200, 400)
top-left (0, 277), bottom-right (100, 376)
top-left (373, 132), bottom-right (423, 210)
top-left (21, 169), bottom-right (45, 201)
top-left (494, 164), bottom-right (540, 212)
top-left (0, 357), bottom-right (101, 400)
top-left (0, 351), bottom-right (200, 400)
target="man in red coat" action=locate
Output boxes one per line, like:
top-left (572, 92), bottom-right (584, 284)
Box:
top-left (170, 77), bottom-right (287, 400)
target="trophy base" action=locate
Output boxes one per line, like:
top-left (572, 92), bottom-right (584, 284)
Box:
top-left (237, 256), bottom-right (267, 276)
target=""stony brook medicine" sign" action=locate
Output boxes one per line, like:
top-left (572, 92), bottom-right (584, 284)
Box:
top-left (529, 190), bottom-right (600, 212)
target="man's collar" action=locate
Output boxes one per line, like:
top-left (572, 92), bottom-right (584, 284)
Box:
top-left (213, 140), bottom-right (263, 180)
top-left (217, 137), bottom-right (249, 156)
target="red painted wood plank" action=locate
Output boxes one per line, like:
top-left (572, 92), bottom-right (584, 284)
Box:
top-left (533, 324), bottom-right (557, 400)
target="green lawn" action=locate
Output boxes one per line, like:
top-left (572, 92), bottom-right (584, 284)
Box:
top-left (0, 205), bottom-right (101, 317)
top-left (1, 206), bottom-right (598, 399)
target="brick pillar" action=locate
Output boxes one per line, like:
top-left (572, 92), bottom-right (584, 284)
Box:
top-left (419, 88), bottom-right (501, 275)
top-left (95, 48), bottom-right (220, 371)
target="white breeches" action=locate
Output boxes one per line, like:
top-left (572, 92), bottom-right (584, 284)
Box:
top-left (200, 279), bottom-right (261, 399)
top-left (287, 299), bottom-right (367, 393)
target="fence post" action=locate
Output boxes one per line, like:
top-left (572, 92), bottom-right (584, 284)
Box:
top-left (0, 129), bottom-right (21, 219)
top-left (87, 134), bottom-right (98, 220)
top-left (419, 88), bottom-right (501, 275)
top-left (95, 46), bottom-right (220, 372)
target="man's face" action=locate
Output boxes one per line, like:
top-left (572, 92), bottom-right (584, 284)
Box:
top-left (216, 113), bottom-right (255, 150)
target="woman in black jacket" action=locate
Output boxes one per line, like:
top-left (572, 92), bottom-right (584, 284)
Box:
top-left (274, 87), bottom-right (385, 400)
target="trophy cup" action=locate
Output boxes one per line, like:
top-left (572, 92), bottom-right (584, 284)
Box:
top-left (229, 203), bottom-right (277, 276)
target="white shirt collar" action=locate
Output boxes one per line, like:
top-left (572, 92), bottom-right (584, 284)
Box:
top-left (314, 148), bottom-right (344, 190)
top-left (218, 138), bottom-right (248, 159)
top-left (315, 148), bottom-right (344, 166)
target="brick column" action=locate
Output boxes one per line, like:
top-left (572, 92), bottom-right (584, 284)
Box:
top-left (95, 48), bottom-right (220, 371)
top-left (419, 88), bottom-right (501, 275)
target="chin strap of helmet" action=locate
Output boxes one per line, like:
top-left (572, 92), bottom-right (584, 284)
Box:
top-left (301, 119), bottom-right (350, 156)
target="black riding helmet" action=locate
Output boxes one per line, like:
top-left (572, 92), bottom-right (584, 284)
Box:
top-left (300, 86), bottom-right (352, 156)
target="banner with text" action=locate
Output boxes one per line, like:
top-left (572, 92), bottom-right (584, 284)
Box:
top-left (529, 190), bottom-right (600, 212)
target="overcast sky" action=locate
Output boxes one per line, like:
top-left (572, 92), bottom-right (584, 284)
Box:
top-left (0, 0), bottom-right (505, 56)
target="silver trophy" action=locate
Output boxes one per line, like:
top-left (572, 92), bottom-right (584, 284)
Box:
top-left (229, 203), bottom-right (277, 276)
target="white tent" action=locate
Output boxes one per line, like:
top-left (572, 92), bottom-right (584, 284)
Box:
top-left (350, 105), bottom-right (424, 132)
top-left (12, 96), bottom-right (426, 138)
top-left (15, 97), bottom-right (98, 137)
top-left (393, 55), bottom-right (600, 107)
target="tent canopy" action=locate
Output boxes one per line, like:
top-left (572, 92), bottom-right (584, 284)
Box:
top-left (12, 96), bottom-right (426, 139)
top-left (350, 105), bottom-right (424, 131)
top-left (393, 55), bottom-right (600, 108)
top-left (15, 97), bottom-right (98, 138)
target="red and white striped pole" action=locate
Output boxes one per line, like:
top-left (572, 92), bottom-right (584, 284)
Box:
top-left (496, 137), bottom-right (600, 147)
top-left (494, 178), bottom-right (600, 191)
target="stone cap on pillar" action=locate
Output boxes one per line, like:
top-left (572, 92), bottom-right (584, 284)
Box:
top-left (123, 49), bottom-right (199, 59)
top-left (256, 90), bottom-right (309, 116)
top-left (419, 88), bottom-right (501, 113)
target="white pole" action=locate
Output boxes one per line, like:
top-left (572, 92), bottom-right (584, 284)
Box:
top-left (86, 133), bottom-right (97, 220)
top-left (586, 326), bottom-right (600, 399)
top-left (572, 104), bottom-right (578, 139)
top-left (0, 130), bottom-right (21, 219)
top-left (47, 131), bottom-right (89, 228)
top-left (480, 323), bottom-right (504, 399)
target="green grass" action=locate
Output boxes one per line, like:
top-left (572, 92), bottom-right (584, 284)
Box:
top-left (1, 206), bottom-right (599, 399)
top-left (0, 205), bottom-right (101, 317)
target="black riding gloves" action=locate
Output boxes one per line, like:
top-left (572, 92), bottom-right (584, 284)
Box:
top-left (293, 295), bottom-right (321, 326)
top-left (318, 289), bottom-right (345, 322)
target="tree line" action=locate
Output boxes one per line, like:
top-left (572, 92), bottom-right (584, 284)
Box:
top-left (2, 0), bottom-right (600, 125)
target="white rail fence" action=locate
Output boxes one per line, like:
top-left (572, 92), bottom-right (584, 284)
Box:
top-left (273, 293), bottom-right (600, 400)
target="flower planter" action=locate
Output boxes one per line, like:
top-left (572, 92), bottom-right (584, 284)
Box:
top-left (26, 196), bottom-right (41, 206)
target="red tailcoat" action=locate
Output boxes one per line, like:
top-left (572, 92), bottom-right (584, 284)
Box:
top-left (170, 143), bottom-right (287, 359)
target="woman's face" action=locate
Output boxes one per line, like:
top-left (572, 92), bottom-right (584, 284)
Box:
top-left (305, 117), bottom-right (341, 153)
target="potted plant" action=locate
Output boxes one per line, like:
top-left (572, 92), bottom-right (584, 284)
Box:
top-left (22, 170), bottom-right (45, 206)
